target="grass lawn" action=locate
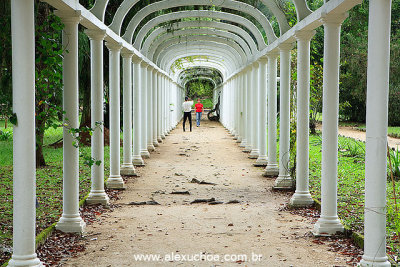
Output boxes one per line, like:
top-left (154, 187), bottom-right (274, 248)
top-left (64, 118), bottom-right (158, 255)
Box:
top-left (0, 123), bottom-right (112, 258)
top-left (200, 98), bottom-right (214, 109)
top-left (306, 133), bottom-right (400, 257)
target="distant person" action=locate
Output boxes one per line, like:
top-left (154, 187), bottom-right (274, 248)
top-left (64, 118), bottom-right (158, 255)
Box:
top-left (182, 96), bottom-right (193, 132)
top-left (194, 98), bottom-right (204, 127)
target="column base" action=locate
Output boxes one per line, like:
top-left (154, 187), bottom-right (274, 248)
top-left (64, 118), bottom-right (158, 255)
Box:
top-left (106, 175), bottom-right (126, 189)
top-left (264, 164), bottom-right (279, 177)
top-left (233, 135), bottom-right (238, 140)
top-left (360, 256), bottom-right (391, 267)
top-left (274, 175), bottom-right (293, 189)
top-left (239, 140), bottom-right (247, 148)
top-left (153, 139), bottom-right (159, 147)
top-left (140, 150), bottom-right (150, 159)
top-left (289, 191), bottom-right (314, 207)
top-left (8, 254), bottom-right (43, 267)
top-left (249, 149), bottom-right (259, 159)
top-left (86, 191), bottom-right (110, 205)
top-left (120, 164), bottom-right (137, 176)
top-left (147, 144), bottom-right (155, 152)
top-left (132, 156), bottom-right (145, 166)
top-left (157, 137), bottom-right (163, 143)
top-left (56, 216), bottom-right (86, 233)
top-left (243, 145), bottom-right (252, 153)
top-left (236, 136), bottom-right (242, 143)
top-left (254, 156), bottom-right (268, 166)
top-left (313, 216), bottom-right (344, 236)
top-left (161, 134), bottom-right (166, 139)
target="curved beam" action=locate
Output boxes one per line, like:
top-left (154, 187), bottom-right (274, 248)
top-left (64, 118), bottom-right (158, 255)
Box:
top-left (141, 20), bottom-right (258, 56)
top-left (91, 0), bottom-right (109, 21)
top-left (124, 0), bottom-right (276, 45)
top-left (158, 42), bottom-right (243, 69)
top-left (152, 35), bottom-right (248, 64)
top-left (166, 53), bottom-right (237, 76)
top-left (292, 0), bottom-right (312, 21)
top-left (259, 0), bottom-right (291, 34)
top-left (170, 58), bottom-right (233, 79)
top-left (127, 10), bottom-right (267, 51)
top-left (148, 28), bottom-right (252, 60)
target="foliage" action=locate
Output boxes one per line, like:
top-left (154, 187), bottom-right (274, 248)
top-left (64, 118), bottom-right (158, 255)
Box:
top-left (309, 63), bottom-right (323, 134)
top-left (338, 138), bottom-right (365, 158)
top-left (388, 147), bottom-right (400, 179)
top-left (0, 129), bottom-right (11, 141)
top-left (34, 3), bottom-right (64, 167)
top-left (186, 79), bottom-right (214, 99)
top-left (201, 98), bottom-right (214, 109)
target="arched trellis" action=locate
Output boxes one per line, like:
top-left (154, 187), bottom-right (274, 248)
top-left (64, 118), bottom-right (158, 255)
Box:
top-left (140, 20), bottom-right (259, 56)
top-left (148, 28), bottom-right (253, 61)
top-left (130, 10), bottom-right (267, 50)
top-left (171, 59), bottom-right (229, 81)
top-left (8, 1), bottom-right (394, 267)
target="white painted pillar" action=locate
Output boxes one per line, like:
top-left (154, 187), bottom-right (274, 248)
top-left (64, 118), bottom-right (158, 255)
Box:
top-left (105, 41), bottom-right (125, 189)
top-left (239, 69), bottom-right (249, 149)
top-left (314, 14), bottom-right (347, 235)
top-left (140, 62), bottom-right (150, 158)
top-left (152, 70), bottom-right (159, 147)
top-left (250, 62), bottom-right (260, 159)
top-left (265, 52), bottom-right (279, 176)
top-left (290, 30), bottom-right (315, 206)
top-left (120, 51), bottom-right (136, 175)
top-left (275, 44), bottom-right (293, 188)
top-left (360, 1), bottom-right (392, 266)
top-left (256, 57), bottom-right (268, 166)
top-left (161, 77), bottom-right (166, 139)
top-left (239, 72), bottom-right (248, 148)
top-left (147, 66), bottom-right (155, 152)
top-left (85, 29), bottom-right (109, 205)
top-left (9, 1), bottom-right (43, 266)
top-left (236, 75), bottom-right (242, 143)
top-left (157, 74), bottom-right (163, 143)
top-left (55, 11), bottom-right (86, 233)
top-left (244, 69), bottom-right (253, 152)
top-left (132, 58), bottom-right (144, 166)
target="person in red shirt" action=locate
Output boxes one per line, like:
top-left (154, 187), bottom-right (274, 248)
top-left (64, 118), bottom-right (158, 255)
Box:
top-left (194, 98), bottom-right (204, 127)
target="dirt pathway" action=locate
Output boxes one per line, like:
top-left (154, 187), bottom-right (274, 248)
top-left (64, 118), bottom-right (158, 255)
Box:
top-left (317, 125), bottom-right (400, 149)
top-left (64, 120), bottom-right (351, 267)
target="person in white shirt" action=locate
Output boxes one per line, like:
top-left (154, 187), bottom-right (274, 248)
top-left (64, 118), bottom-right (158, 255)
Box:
top-left (182, 96), bottom-right (194, 131)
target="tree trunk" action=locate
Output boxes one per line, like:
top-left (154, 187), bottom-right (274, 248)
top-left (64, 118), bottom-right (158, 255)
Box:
top-left (36, 129), bottom-right (46, 167)
top-left (4, 117), bottom-right (7, 129)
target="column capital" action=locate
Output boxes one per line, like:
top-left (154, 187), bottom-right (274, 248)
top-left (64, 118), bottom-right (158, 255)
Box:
top-left (252, 61), bottom-right (259, 68)
top-left (132, 56), bottom-right (141, 64)
top-left (140, 60), bottom-right (148, 68)
top-left (121, 49), bottom-right (134, 59)
top-left (258, 57), bottom-right (268, 64)
top-left (84, 29), bottom-right (106, 41)
top-left (146, 64), bottom-right (154, 71)
top-left (279, 42), bottom-right (294, 52)
top-left (105, 41), bottom-right (123, 51)
top-left (266, 51), bottom-right (279, 60)
top-left (294, 29), bottom-right (316, 42)
top-left (54, 10), bottom-right (81, 24)
top-left (320, 12), bottom-right (348, 26)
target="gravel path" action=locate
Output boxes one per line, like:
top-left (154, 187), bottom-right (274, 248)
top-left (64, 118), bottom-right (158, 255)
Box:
top-left (64, 120), bottom-right (353, 267)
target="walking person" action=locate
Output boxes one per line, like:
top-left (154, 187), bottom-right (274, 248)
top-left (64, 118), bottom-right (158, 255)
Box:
top-left (195, 98), bottom-right (204, 127)
top-left (182, 96), bottom-right (193, 132)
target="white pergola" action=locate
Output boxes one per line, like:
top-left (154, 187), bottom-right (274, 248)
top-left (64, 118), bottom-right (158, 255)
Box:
top-left (9, 0), bottom-right (393, 266)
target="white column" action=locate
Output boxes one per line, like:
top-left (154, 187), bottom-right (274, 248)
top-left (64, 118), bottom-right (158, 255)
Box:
top-left (360, 1), bottom-right (392, 266)
top-left (314, 15), bottom-right (347, 235)
top-left (256, 58), bottom-right (268, 166)
top-left (140, 62), bottom-right (150, 158)
top-left (239, 72), bottom-right (248, 148)
top-left (157, 74), bottom-right (163, 143)
top-left (250, 62), bottom-right (260, 159)
top-left (105, 41), bottom-right (125, 189)
top-left (275, 44), bottom-right (293, 188)
top-left (8, 1), bottom-right (43, 266)
top-left (161, 77), bottom-right (166, 139)
top-left (120, 51), bottom-right (137, 175)
top-left (290, 30), bottom-right (315, 206)
top-left (147, 66), bottom-right (155, 152)
top-left (236, 75), bottom-right (242, 143)
top-left (55, 11), bottom-right (86, 233)
top-left (265, 52), bottom-right (279, 176)
top-left (244, 69), bottom-right (252, 152)
top-left (152, 70), bottom-right (159, 147)
top-left (85, 29), bottom-right (109, 205)
top-left (132, 58), bottom-right (144, 166)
